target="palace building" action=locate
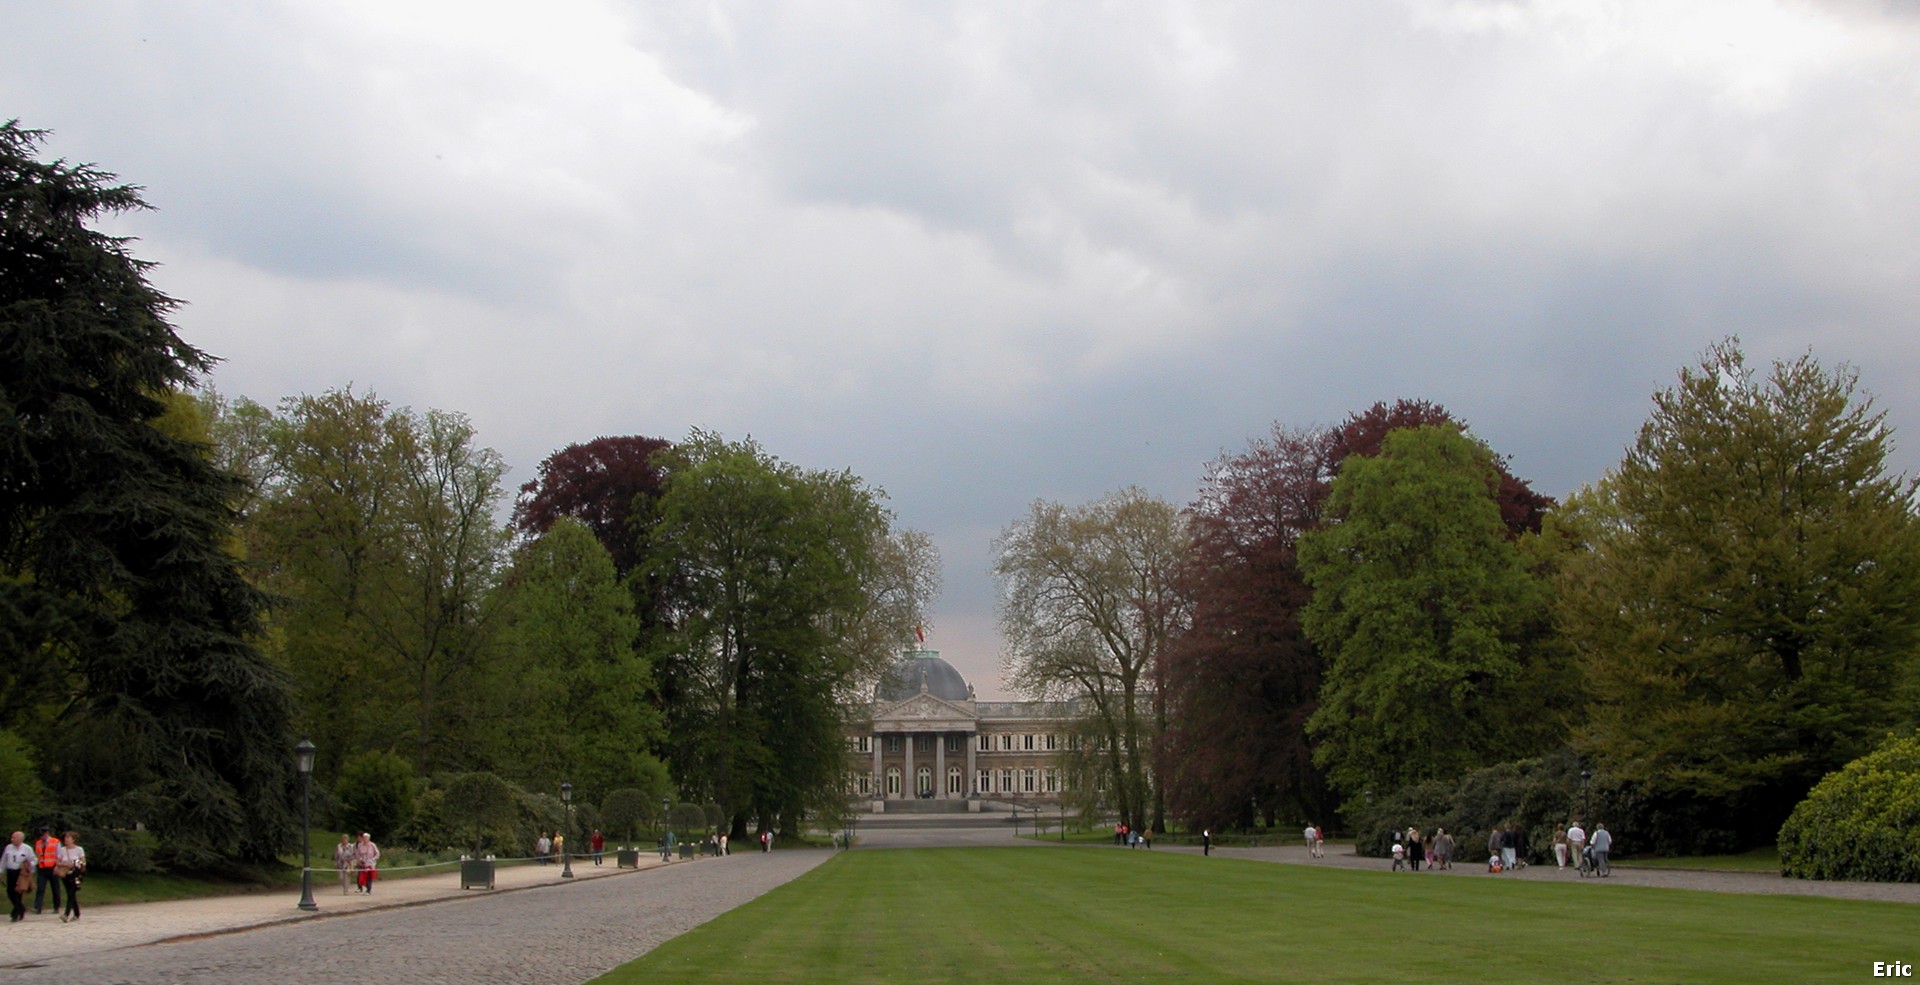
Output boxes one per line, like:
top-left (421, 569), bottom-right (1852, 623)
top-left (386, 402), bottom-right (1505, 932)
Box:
top-left (846, 649), bottom-right (1080, 812)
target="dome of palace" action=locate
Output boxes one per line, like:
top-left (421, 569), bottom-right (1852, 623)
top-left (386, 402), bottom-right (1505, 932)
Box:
top-left (873, 650), bottom-right (972, 704)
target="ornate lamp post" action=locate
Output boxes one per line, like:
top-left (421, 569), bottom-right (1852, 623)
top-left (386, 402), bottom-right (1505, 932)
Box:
top-left (295, 736), bottom-right (318, 912)
top-left (661, 795), bottom-right (671, 856)
top-left (560, 782), bottom-right (575, 879)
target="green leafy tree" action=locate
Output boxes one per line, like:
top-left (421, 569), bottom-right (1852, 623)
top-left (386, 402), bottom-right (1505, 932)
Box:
top-left (993, 487), bottom-right (1189, 833)
top-left (0, 122), bottom-right (295, 867)
top-left (643, 432), bottom-right (895, 838)
top-left (0, 729), bottom-right (47, 825)
top-left (600, 788), bottom-right (652, 841)
top-left (334, 749), bottom-right (416, 841)
top-left (440, 771), bottom-right (518, 853)
top-left (244, 388), bottom-right (511, 776)
top-left (475, 518), bottom-right (666, 799)
top-left (1561, 341), bottom-right (1920, 830)
top-left (1298, 425), bottom-right (1548, 805)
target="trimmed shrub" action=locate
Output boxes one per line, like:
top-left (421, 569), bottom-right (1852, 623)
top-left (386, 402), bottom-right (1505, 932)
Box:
top-left (335, 750), bottom-right (416, 842)
top-left (1779, 732), bottom-right (1920, 883)
top-left (601, 788), bottom-right (650, 841)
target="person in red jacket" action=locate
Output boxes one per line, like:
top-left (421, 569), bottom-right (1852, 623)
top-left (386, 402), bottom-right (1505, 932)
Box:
top-left (32, 828), bottom-right (61, 916)
top-left (589, 829), bottom-right (606, 867)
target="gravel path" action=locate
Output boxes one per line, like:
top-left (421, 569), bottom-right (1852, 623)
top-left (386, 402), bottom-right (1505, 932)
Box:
top-left (2, 850), bottom-right (832, 985)
top-left (1158, 842), bottom-right (1920, 904)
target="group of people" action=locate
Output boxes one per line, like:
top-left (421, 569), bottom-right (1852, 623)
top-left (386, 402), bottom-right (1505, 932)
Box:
top-left (1383, 820), bottom-right (1614, 875)
top-left (1389, 826), bottom-right (1456, 871)
top-left (3, 828), bottom-right (85, 923)
top-left (1302, 824), bottom-right (1326, 858)
top-left (330, 832), bottom-right (381, 894)
top-left (1553, 821), bottom-right (1614, 876)
top-left (1115, 823), bottom-right (1155, 849)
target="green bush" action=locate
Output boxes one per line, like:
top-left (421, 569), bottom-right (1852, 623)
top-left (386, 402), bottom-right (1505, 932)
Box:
top-left (0, 730), bottom-right (48, 824)
top-left (1779, 732), bottom-right (1920, 883)
top-left (601, 788), bottom-right (651, 840)
top-left (335, 750), bottom-right (416, 842)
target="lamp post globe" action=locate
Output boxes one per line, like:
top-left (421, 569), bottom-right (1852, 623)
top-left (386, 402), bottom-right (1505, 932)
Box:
top-left (295, 736), bottom-right (318, 912)
top-left (560, 782), bottom-right (575, 879)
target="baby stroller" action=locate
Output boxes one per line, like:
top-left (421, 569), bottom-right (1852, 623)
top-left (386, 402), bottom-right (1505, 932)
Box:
top-left (1578, 845), bottom-right (1597, 877)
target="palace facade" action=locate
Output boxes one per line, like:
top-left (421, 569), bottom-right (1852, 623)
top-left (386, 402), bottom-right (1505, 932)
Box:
top-left (846, 649), bottom-right (1080, 811)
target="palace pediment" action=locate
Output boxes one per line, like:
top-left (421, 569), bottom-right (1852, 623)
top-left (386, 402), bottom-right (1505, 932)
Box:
top-left (872, 691), bottom-right (976, 729)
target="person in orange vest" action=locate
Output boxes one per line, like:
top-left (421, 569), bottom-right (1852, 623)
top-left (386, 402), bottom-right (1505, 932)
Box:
top-left (32, 827), bottom-right (62, 916)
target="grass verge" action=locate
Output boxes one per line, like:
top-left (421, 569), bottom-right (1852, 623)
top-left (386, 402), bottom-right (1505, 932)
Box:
top-left (590, 846), bottom-right (1913, 985)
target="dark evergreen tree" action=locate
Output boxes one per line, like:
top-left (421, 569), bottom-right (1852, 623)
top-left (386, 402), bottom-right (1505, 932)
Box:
top-left (0, 122), bottom-right (295, 867)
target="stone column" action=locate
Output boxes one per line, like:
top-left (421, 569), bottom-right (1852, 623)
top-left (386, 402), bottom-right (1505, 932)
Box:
top-left (935, 732), bottom-right (947, 800)
top-left (966, 737), bottom-right (977, 797)
top-left (903, 733), bottom-right (913, 799)
top-left (871, 735), bottom-right (882, 800)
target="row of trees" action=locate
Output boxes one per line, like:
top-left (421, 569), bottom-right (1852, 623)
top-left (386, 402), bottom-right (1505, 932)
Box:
top-left (1, 123), bottom-right (934, 864)
top-left (999, 343), bottom-right (1920, 852)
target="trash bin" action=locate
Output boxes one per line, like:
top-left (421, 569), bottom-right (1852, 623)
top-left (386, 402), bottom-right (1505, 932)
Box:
top-left (461, 858), bottom-right (496, 890)
top-left (616, 849), bottom-right (639, 869)
top-left (679, 843), bottom-right (694, 859)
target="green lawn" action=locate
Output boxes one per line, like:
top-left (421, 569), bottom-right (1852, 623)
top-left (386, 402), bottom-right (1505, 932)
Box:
top-left (591, 847), bottom-right (1913, 984)
top-left (1611, 846), bottom-right (1781, 873)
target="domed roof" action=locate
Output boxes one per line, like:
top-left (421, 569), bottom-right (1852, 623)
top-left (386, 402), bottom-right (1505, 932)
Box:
top-left (874, 650), bottom-right (972, 704)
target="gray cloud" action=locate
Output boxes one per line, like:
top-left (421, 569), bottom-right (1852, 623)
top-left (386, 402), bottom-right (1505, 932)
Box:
top-left (7, 0), bottom-right (1918, 696)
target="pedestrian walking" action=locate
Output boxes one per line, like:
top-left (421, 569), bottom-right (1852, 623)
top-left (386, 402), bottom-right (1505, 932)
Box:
top-left (1303, 823), bottom-right (1318, 858)
top-left (1553, 827), bottom-right (1570, 868)
top-left (660, 830), bottom-right (676, 862)
top-left (55, 831), bottom-right (84, 923)
top-left (1589, 823), bottom-right (1613, 877)
top-left (1391, 834), bottom-right (1406, 871)
top-left (333, 834), bottom-right (355, 894)
top-left (1202, 829), bottom-right (1212, 856)
top-left (1407, 828), bottom-right (1426, 872)
top-left (1142, 828), bottom-right (1153, 850)
top-left (536, 831), bottom-right (552, 864)
top-left (590, 829), bottom-right (605, 866)
top-left (3, 831), bottom-right (33, 922)
top-left (760, 829), bottom-right (772, 853)
top-left (1508, 823), bottom-right (1529, 870)
top-left (719, 833), bottom-right (728, 856)
top-left (1432, 827), bottom-right (1454, 870)
top-left (354, 832), bottom-right (380, 893)
top-left (1567, 820), bottom-right (1587, 874)
top-left (32, 827), bottom-right (61, 916)
top-left (1500, 823), bottom-right (1519, 872)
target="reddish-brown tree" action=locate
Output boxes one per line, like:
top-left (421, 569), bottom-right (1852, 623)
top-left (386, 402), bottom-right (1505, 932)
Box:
top-left (1159, 400), bottom-right (1554, 831)
top-left (512, 435), bottom-right (671, 577)
top-left (1160, 425), bottom-right (1334, 831)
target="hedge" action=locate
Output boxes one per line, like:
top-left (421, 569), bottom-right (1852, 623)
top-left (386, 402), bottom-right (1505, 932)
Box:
top-left (1778, 732), bottom-right (1920, 883)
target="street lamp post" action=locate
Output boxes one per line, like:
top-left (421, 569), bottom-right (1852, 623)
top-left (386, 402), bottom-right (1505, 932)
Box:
top-left (295, 736), bottom-right (317, 912)
top-left (560, 782), bottom-right (575, 879)
top-left (661, 795), bottom-right (671, 858)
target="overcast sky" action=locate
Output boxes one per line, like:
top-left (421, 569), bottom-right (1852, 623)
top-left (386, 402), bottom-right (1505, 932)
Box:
top-left (9, 1), bottom-right (1918, 698)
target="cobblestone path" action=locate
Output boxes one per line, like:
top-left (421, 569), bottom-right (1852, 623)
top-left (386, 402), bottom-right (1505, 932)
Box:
top-left (4, 850), bottom-right (832, 985)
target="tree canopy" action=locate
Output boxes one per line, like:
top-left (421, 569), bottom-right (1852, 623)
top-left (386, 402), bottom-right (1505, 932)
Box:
top-left (994, 487), bottom-right (1188, 832)
top-left (0, 121), bottom-right (295, 866)
top-left (1299, 425), bottom-right (1548, 804)
top-left (1562, 340), bottom-right (1920, 830)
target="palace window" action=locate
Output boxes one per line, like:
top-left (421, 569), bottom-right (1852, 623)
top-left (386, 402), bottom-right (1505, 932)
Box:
top-left (1043, 734), bottom-right (1057, 751)
top-left (859, 772), bottom-right (873, 796)
top-left (916, 766), bottom-right (933, 797)
top-left (915, 735), bottom-right (934, 754)
top-left (976, 769), bottom-right (992, 794)
top-left (886, 736), bottom-right (902, 753)
top-left (999, 769), bottom-right (1014, 793)
top-left (1042, 768), bottom-right (1058, 793)
top-left (1022, 768), bottom-right (1037, 793)
top-left (977, 734), bottom-right (992, 752)
top-left (999, 734), bottom-right (1014, 751)
top-left (848, 736), bottom-right (872, 754)
top-left (947, 767), bottom-right (963, 795)
top-left (1022, 734), bottom-right (1036, 751)
top-left (946, 735), bottom-right (963, 754)
top-left (886, 767), bottom-right (902, 796)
